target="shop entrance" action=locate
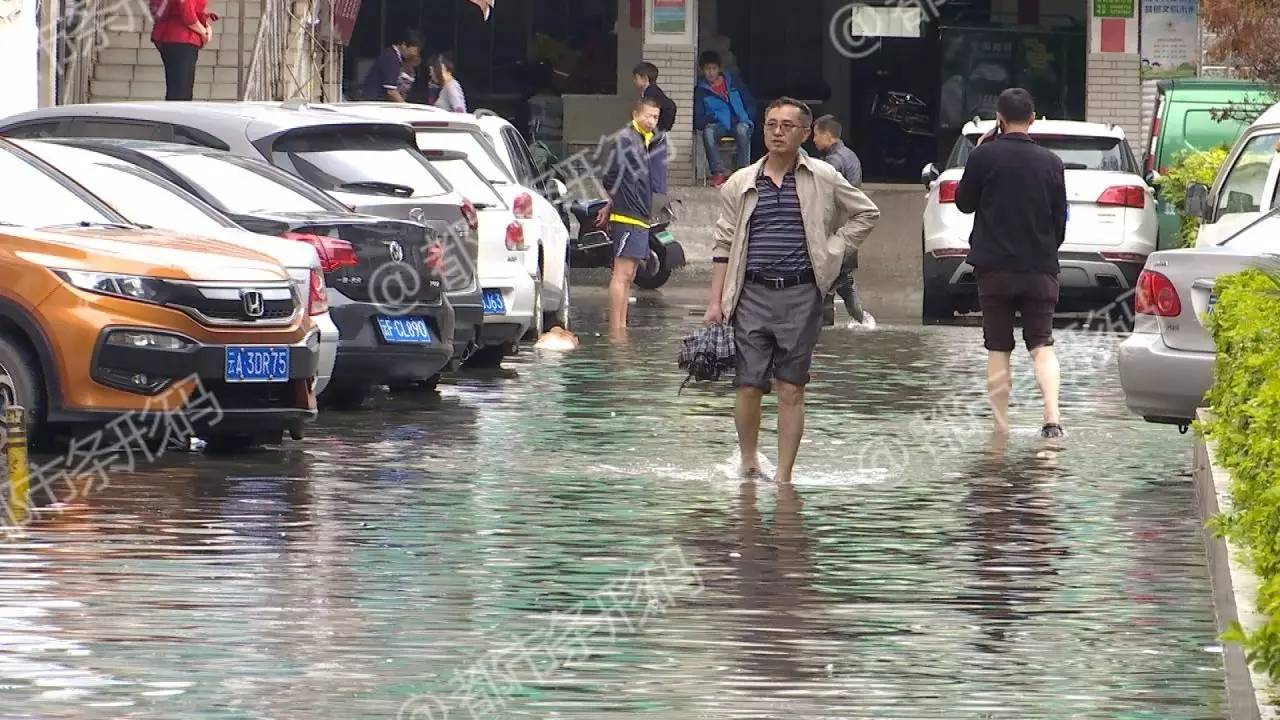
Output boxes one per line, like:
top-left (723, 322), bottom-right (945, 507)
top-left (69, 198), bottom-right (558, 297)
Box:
top-left (712, 0), bottom-right (1087, 182)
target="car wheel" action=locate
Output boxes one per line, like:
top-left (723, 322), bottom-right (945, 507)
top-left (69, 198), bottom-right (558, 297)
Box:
top-left (464, 344), bottom-right (506, 369)
top-left (922, 281), bottom-right (953, 321)
top-left (0, 333), bottom-right (48, 448)
top-left (319, 382), bottom-right (372, 410)
top-left (546, 272), bottom-right (571, 330)
top-left (523, 278), bottom-right (545, 343)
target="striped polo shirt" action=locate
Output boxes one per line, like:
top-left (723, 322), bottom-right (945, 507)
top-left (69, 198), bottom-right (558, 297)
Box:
top-left (745, 169), bottom-right (812, 275)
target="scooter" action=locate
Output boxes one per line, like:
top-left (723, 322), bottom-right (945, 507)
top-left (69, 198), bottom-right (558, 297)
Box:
top-left (568, 198), bottom-right (687, 289)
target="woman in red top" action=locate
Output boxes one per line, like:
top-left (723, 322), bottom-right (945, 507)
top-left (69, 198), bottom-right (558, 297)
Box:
top-left (149, 0), bottom-right (216, 101)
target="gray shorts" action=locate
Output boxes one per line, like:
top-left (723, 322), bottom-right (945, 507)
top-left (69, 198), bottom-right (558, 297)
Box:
top-left (731, 281), bottom-right (824, 391)
top-left (610, 225), bottom-right (650, 260)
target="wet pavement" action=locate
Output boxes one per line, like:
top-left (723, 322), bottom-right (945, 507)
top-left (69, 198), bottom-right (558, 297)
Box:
top-left (0, 282), bottom-right (1225, 719)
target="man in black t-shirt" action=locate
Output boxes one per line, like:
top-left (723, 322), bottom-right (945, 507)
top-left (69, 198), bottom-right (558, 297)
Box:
top-left (955, 88), bottom-right (1067, 439)
top-left (632, 62), bottom-right (677, 133)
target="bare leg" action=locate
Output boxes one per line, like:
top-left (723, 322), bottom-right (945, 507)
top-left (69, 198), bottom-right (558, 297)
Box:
top-left (735, 386), bottom-right (765, 475)
top-left (1030, 345), bottom-right (1061, 426)
top-left (774, 380), bottom-right (806, 484)
top-left (608, 257), bottom-right (639, 329)
top-left (987, 351), bottom-right (1012, 434)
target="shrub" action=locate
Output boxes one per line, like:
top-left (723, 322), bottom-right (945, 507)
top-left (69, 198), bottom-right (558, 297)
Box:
top-left (1156, 147), bottom-right (1231, 247)
top-left (1205, 268), bottom-right (1280, 679)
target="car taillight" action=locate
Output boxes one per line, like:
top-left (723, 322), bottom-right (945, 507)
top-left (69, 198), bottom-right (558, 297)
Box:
top-left (513, 192), bottom-right (534, 219)
top-left (307, 266), bottom-right (328, 316)
top-left (937, 180), bottom-right (959, 203)
top-left (460, 200), bottom-right (479, 232)
top-left (281, 232), bottom-right (358, 273)
top-left (1135, 269), bottom-right (1182, 317)
top-left (1096, 186), bottom-right (1146, 209)
top-left (505, 222), bottom-right (526, 251)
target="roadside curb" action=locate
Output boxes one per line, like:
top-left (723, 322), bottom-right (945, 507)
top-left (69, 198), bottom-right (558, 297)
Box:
top-left (1194, 408), bottom-right (1279, 720)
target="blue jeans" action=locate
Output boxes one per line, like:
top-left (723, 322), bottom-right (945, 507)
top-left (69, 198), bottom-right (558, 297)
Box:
top-left (702, 122), bottom-right (752, 175)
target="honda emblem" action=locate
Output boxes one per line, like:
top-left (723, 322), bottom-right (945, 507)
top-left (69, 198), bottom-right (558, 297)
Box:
top-left (241, 290), bottom-right (265, 318)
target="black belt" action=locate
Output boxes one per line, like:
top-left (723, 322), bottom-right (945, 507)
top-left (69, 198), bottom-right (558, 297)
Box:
top-left (745, 269), bottom-right (816, 289)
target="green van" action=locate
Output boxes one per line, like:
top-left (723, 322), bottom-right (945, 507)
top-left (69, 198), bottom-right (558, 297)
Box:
top-left (1144, 78), bottom-right (1272, 249)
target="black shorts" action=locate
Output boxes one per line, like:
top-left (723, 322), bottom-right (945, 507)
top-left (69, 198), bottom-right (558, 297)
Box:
top-left (976, 268), bottom-right (1059, 352)
top-left (610, 225), bottom-right (650, 260)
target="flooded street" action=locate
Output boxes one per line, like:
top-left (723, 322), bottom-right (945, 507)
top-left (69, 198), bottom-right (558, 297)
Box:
top-left (0, 282), bottom-right (1225, 719)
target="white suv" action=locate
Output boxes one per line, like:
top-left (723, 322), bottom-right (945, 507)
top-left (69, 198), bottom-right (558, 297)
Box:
top-left (314, 103), bottom-right (571, 332)
top-left (920, 119), bottom-right (1157, 322)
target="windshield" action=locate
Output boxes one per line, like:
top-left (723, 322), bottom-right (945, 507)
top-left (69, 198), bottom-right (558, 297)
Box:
top-left (163, 153), bottom-right (334, 215)
top-left (947, 133), bottom-right (1139, 173)
top-left (430, 158), bottom-right (504, 208)
top-left (0, 147), bottom-right (118, 228)
top-left (414, 129), bottom-right (513, 185)
top-left (271, 126), bottom-right (449, 198)
top-left (22, 145), bottom-right (231, 233)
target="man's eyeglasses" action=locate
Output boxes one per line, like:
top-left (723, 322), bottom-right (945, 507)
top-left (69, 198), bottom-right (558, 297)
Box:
top-left (764, 121), bottom-right (810, 133)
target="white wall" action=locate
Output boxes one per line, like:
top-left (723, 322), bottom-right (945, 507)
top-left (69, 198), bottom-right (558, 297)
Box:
top-left (0, 0), bottom-right (39, 118)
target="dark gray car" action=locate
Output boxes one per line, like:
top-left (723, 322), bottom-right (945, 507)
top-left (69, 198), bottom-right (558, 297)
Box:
top-left (0, 102), bottom-right (485, 365)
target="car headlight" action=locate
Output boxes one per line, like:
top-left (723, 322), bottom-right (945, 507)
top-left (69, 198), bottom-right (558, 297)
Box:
top-left (53, 270), bottom-right (169, 303)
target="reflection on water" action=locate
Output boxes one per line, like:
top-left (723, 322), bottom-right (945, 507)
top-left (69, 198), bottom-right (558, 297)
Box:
top-left (0, 292), bottom-right (1224, 718)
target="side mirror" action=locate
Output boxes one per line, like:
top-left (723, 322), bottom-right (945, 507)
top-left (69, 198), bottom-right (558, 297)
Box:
top-left (1185, 182), bottom-right (1211, 220)
top-left (921, 162), bottom-right (939, 187)
top-left (1145, 169), bottom-right (1161, 187)
top-left (549, 178), bottom-right (568, 199)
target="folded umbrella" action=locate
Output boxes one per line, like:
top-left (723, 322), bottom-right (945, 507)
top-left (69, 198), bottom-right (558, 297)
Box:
top-left (677, 323), bottom-right (735, 393)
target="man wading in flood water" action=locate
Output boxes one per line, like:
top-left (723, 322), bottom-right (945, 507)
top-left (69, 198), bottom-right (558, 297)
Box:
top-left (954, 88), bottom-right (1066, 438)
top-left (704, 97), bottom-right (880, 483)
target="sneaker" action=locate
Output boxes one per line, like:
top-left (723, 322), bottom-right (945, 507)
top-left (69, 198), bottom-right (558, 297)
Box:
top-left (1040, 423), bottom-right (1066, 439)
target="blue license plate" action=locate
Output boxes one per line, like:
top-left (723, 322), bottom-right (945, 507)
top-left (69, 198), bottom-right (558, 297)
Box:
top-left (376, 315), bottom-right (433, 344)
top-left (482, 289), bottom-right (507, 315)
top-left (225, 346), bottom-right (290, 383)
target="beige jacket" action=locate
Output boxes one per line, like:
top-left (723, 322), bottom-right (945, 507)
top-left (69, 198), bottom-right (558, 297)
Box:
top-left (712, 153), bottom-right (881, 316)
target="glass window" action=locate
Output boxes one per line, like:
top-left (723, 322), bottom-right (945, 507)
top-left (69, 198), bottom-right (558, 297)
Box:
top-left (75, 120), bottom-right (160, 140)
top-left (428, 158), bottom-right (504, 207)
top-left (161, 154), bottom-right (333, 215)
top-left (19, 145), bottom-right (231, 233)
top-left (0, 148), bottom-right (115, 228)
top-left (1215, 132), bottom-right (1280, 218)
top-left (3, 121), bottom-right (62, 139)
top-left (503, 128), bottom-right (537, 184)
top-left (414, 129), bottom-right (513, 184)
top-left (950, 133), bottom-right (1137, 172)
top-left (271, 126), bottom-right (448, 198)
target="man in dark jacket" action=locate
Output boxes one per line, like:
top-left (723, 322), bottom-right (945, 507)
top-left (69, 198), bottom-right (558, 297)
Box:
top-left (361, 35), bottom-right (421, 102)
top-left (597, 97), bottom-right (669, 330)
top-left (632, 62), bottom-right (677, 133)
top-left (954, 88), bottom-right (1067, 439)
top-left (694, 51), bottom-right (756, 187)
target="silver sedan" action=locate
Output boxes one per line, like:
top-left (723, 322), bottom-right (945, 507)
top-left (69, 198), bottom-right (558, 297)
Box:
top-left (1119, 213), bottom-right (1280, 428)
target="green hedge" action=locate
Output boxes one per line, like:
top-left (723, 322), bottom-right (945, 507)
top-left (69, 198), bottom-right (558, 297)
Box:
top-left (1204, 269), bottom-right (1280, 677)
top-left (1156, 147), bottom-right (1230, 248)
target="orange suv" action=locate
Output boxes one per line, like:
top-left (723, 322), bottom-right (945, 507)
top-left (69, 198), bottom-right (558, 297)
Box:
top-left (0, 139), bottom-right (319, 450)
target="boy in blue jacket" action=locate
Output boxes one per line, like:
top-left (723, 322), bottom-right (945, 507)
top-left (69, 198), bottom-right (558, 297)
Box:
top-left (694, 51), bottom-right (756, 187)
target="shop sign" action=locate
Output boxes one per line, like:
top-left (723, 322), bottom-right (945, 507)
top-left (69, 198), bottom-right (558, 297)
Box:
top-left (1094, 0), bottom-right (1135, 18)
